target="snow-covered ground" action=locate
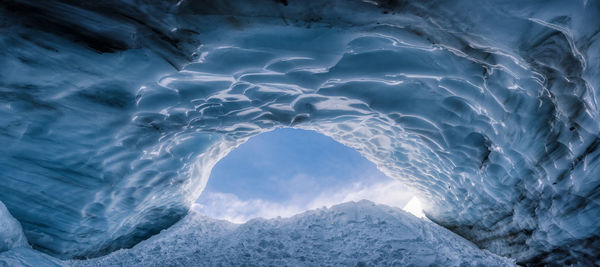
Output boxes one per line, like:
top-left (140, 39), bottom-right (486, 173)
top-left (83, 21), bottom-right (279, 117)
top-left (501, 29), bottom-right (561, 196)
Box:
top-left (0, 200), bottom-right (515, 266)
top-left (59, 201), bottom-right (513, 266)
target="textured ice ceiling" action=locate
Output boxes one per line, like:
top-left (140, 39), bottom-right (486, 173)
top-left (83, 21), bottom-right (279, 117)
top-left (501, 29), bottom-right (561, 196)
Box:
top-left (0, 0), bottom-right (599, 265)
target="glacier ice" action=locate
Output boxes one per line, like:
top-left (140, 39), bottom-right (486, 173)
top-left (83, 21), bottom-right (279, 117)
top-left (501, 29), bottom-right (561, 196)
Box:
top-left (0, 248), bottom-right (63, 267)
top-left (0, 0), bottom-right (599, 265)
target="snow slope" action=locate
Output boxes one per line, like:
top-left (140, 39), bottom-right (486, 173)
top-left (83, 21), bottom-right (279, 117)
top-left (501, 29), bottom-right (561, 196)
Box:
top-left (68, 201), bottom-right (514, 267)
top-left (0, 200), bottom-right (63, 267)
top-left (0, 201), bottom-right (27, 253)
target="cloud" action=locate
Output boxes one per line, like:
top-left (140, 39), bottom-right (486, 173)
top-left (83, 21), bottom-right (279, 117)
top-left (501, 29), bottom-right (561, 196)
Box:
top-left (193, 179), bottom-right (415, 224)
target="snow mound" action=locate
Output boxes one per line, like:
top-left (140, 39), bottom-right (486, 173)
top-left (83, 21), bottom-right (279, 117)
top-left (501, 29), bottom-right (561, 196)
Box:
top-left (0, 201), bottom-right (27, 253)
top-left (70, 201), bottom-right (515, 267)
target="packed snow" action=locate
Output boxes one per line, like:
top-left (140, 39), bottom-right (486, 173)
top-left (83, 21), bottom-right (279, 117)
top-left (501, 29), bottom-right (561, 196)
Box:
top-left (0, 201), bottom-right (27, 253)
top-left (62, 201), bottom-right (513, 267)
top-left (1, 201), bottom-right (515, 266)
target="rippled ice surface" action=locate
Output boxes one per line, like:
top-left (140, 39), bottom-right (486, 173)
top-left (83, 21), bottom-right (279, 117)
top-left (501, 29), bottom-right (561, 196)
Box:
top-left (0, 0), bottom-right (599, 265)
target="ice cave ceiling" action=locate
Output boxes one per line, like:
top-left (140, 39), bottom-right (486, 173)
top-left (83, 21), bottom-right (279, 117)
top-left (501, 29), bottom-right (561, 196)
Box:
top-left (0, 0), bottom-right (599, 265)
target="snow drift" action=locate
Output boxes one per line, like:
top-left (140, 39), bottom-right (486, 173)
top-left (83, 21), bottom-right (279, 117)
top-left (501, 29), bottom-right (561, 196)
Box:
top-left (68, 201), bottom-right (515, 266)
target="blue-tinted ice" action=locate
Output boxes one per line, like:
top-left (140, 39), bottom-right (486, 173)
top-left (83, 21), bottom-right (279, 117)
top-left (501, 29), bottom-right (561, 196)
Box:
top-left (0, 0), bottom-right (598, 265)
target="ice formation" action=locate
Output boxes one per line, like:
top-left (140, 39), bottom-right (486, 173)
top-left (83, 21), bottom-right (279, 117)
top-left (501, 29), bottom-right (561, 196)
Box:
top-left (0, 248), bottom-right (63, 267)
top-left (0, 0), bottom-right (599, 265)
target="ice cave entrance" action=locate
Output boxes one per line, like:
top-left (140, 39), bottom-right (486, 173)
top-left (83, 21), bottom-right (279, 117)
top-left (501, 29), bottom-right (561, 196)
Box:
top-left (193, 128), bottom-right (423, 223)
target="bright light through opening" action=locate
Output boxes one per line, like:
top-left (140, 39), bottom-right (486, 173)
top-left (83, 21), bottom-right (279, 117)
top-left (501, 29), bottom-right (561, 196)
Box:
top-left (194, 128), bottom-right (422, 224)
top-left (402, 197), bottom-right (425, 218)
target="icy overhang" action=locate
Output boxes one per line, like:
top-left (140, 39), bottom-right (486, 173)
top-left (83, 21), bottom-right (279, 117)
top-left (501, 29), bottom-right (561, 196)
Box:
top-left (0, 0), bottom-right (599, 265)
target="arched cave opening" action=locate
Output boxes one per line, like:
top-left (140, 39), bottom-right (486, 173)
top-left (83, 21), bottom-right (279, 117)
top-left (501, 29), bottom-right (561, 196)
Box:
top-left (193, 127), bottom-right (422, 223)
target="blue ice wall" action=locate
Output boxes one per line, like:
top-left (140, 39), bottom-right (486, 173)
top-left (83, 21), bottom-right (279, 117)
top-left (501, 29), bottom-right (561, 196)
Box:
top-left (0, 0), bottom-right (598, 264)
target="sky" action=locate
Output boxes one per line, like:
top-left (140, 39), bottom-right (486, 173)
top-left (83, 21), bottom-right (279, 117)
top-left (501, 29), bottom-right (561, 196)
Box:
top-left (194, 128), bottom-right (419, 223)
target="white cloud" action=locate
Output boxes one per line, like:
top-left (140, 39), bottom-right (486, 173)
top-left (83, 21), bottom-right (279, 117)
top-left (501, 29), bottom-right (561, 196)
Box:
top-left (193, 179), bottom-right (416, 224)
top-left (192, 192), bottom-right (305, 224)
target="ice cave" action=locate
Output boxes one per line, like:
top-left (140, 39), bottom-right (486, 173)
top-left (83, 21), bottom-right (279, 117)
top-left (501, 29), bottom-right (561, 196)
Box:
top-left (0, 0), bottom-right (599, 266)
